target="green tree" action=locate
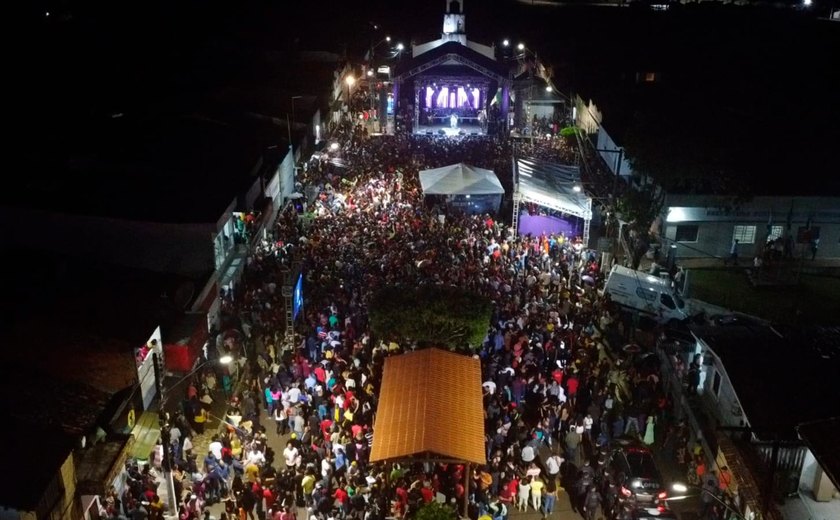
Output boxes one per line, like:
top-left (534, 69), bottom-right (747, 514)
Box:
top-left (415, 501), bottom-right (458, 520)
top-left (369, 285), bottom-right (493, 349)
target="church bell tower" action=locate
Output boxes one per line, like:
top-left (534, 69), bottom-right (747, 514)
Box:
top-left (442, 0), bottom-right (466, 45)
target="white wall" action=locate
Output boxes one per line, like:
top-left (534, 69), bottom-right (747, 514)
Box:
top-left (662, 195), bottom-right (840, 259)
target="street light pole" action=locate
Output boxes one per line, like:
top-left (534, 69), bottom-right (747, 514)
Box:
top-left (345, 75), bottom-right (356, 117)
top-left (152, 353), bottom-right (179, 517)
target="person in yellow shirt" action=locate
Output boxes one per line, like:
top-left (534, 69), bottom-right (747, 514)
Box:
top-left (194, 406), bottom-right (209, 434)
top-left (243, 459), bottom-right (259, 481)
top-left (529, 476), bottom-right (545, 512)
top-left (301, 473), bottom-right (317, 504)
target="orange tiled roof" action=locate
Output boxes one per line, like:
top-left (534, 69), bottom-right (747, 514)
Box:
top-left (370, 348), bottom-right (486, 465)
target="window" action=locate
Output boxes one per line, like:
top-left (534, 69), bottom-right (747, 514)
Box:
top-left (660, 293), bottom-right (676, 310)
top-left (768, 225), bottom-right (783, 241)
top-left (636, 287), bottom-right (656, 302)
top-left (732, 225), bottom-right (756, 244)
top-left (675, 225), bottom-right (699, 242)
top-left (712, 371), bottom-right (722, 396)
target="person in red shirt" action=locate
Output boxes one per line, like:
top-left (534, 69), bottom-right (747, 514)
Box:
top-left (566, 375), bottom-right (579, 398)
top-left (498, 480), bottom-right (513, 505)
top-left (394, 485), bottom-right (408, 516)
top-left (552, 368), bottom-right (564, 386)
top-left (420, 485), bottom-right (434, 503)
top-left (333, 486), bottom-right (349, 514)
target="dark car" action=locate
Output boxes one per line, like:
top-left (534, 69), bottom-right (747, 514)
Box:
top-left (608, 440), bottom-right (667, 507)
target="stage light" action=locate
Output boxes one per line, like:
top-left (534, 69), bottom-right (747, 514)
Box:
top-left (386, 36), bottom-right (391, 42)
top-left (346, 75), bottom-right (356, 86)
top-left (573, 185), bottom-right (582, 193)
top-left (330, 142), bottom-right (340, 151)
top-left (803, 0), bottom-right (812, 5)
top-left (367, 69), bottom-right (374, 77)
top-left (546, 86), bottom-right (553, 92)
top-left (517, 43), bottom-right (525, 51)
top-left (396, 43), bottom-right (404, 51)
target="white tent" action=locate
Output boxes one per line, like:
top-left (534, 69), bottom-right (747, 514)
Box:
top-left (514, 157), bottom-right (593, 244)
top-left (419, 163), bottom-right (505, 196)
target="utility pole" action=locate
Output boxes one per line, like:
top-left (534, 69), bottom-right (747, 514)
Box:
top-left (152, 353), bottom-right (179, 516)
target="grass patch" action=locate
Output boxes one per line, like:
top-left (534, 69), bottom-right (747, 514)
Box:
top-left (687, 268), bottom-right (840, 326)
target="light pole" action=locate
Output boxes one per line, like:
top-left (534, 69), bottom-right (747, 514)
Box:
top-left (668, 483), bottom-right (748, 520)
top-left (345, 75), bottom-right (356, 114)
top-left (153, 353), bottom-right (233, 516)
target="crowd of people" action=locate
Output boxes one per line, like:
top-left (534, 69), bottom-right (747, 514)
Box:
top-left (107, 118), bottom-right (718, 520)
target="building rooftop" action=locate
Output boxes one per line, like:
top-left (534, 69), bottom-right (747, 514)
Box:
top-left (76, 434), bottom-right (134, 496)
top-left (0, 364), bottom-right (111, 437)
top-left (370, 348), bottom-right (485, 464)
top-left (0, 251), bottom-right (198, 394)
top-left (0, 424), bottom-right (76, 511)
top-left (692, 323), bottom-right (840, 439)
top-left (394, 40), bottom-right (508, 81)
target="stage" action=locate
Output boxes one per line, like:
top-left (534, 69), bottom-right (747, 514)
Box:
top-left (517, 211), bottom-right (581, 238)
top-left (415, 122), bottom-right (485, 137)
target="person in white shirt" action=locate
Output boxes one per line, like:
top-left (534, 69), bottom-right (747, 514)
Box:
top-left (247, 447), bottom-right (266, 467)
top-left (209, 438), bottom-right (224, 461)
top-left (583, 414), bottom-right (594, 440)
top-left (482, 380), bottom-right (497, 395)
top-left (545, 452), bottom-right (564, 483)
top-left (286, 385), bottom-right (301, 404)
top-left (283, 443), bottom-right (300, 469)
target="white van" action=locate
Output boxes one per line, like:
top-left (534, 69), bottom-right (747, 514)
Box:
top-left (603, 265), bottom-right (687, 324)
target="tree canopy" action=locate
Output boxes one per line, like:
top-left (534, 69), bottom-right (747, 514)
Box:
top-left (368, 285), bottom-right (493, 349)
top-left (415, 502), bottom-right (458, 520)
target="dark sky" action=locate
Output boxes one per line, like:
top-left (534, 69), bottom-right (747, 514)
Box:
top-left (15, 0), bottom-right (840, 194)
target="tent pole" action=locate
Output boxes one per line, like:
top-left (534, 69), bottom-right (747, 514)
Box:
top-left (463, 462), bottom-right (470, 519)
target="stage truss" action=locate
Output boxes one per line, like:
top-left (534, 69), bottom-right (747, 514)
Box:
top-left (513, 157), bottom-right (593, 246)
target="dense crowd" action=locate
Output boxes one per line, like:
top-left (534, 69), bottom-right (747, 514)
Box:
top-left (108, 121), bottom-right (720, 520)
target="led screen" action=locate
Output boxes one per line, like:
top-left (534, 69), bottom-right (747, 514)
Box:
top-left (293, 274), bottom-right (304, 320)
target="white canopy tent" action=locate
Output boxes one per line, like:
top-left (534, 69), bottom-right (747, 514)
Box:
top-left (419, 163), bottom-right (505, 215)
top-left (514, 157), bottom-right (593, 245)
top-left (419, 163), bottom-right (505, 195)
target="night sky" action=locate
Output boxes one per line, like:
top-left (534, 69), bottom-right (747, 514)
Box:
top-left (16, 1), bottom-right (840, 198)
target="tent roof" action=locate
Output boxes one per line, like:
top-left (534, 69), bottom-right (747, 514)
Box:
top-left (370, 348), bottom-right (486, 465)
top-left (515, 158), bottom-right (592, 219)
top-left (419, 163), bottom-right (504, 196)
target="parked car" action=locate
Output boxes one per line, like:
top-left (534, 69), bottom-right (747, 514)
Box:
top-left (604, 265), bottom-right (687, 325)
top-left (608, 439), bottom-right (668, 507)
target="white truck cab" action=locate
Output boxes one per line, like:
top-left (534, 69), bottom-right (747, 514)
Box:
top-left (604, 265), bottom-right (687, 324)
